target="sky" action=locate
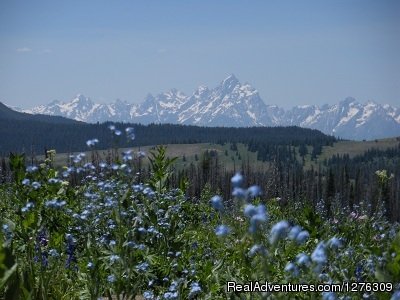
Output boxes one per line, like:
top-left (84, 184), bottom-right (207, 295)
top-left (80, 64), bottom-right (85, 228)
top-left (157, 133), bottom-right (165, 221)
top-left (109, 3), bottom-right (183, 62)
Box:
top-left (0, 0), bottom-right (399, 109)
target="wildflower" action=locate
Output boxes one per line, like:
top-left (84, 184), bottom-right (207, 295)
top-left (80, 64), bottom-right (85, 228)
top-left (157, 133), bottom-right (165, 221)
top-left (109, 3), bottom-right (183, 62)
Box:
top-left (143, 187), bottom-right (155, 198)
top-left (65, 233), bottom-right (76, 268)
top-left (107, 274), bottom-right (116, 283)
top-left (136, 261), bottom-right (150, 272)
top-left (138, 227), bottom-right (147, 234)
top-left (122, 150), bottom-right (133, 161)
top-left (125, 127), bottom-right (135, 140)
top-left (296, 253), bottom-right (311, 267)
top-left (87, 262), bottom-right (94, 269)
top-left (284, 262), bottom-right (299, 277)
top-left (244, 204), bottom-right (257, 217)
top-left (109, 254), bottom-right (120, 263)
top-left (114, 129), bottom-right (122, 136)
top-left (48, 249), bottom-right (59, 258)
top-left (249, 205), bottom-right (268, 233)
top-left (189, 282), bottom-right (202, 298)
top-left (246, 185), bottom-right (262, 199)
top-left (163, 291), bottom-right (178, 299)
top-left (210, 195), bottom-right (224, 211)
top-left (48, 178), bottom-right (60, 184)
top-left (288, 225), bottom-right (302, 241)
top-left (31, 181), bottom-right (41, 190)
top-left (45, 199), bottom-right (66, 209)
top-left (327, 237), bottom-right (342, 250)
top-left (143, 291), bottom-right (154, 300)
top-left (215, 225), bottom-right (230, 236)
top-left (311, 241), bottom-right (327, 265)
top-left (391, 290), bottom-right (400, 300)
top-left (86, 138), bottom-right (99, 147)
top-left (125, 127), bottom-right (134, 134)
top-left (232, 187), bottom-right (246, 199)
top-left (21, 202), bottom-right (34, 213)
top-left (2, 224), bottom-right (13, 244)
top-left (231, 172), bottom-right (244, 187)
top-left (269, 220), bottom-right (289, 245)
top-left (248, 244), bottom-right (267, 257)
top-left (296, 230), bottom-right (310, 245)
top-left (355, 264), bottom-right (363, 281)
top-left (26, 165), bottom-right (38, 173)
top-left (22, 178), bottom-right (30, 185)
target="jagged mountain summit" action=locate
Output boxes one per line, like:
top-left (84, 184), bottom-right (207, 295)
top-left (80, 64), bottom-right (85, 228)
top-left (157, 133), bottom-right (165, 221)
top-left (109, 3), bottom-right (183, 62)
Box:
top-left (17, 75), bottom-right (400, 140)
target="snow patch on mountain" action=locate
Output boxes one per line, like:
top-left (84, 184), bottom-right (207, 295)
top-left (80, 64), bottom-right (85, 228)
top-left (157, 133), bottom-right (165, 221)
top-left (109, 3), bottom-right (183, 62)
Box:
top-left (14, 75), bottom-right (400, 140)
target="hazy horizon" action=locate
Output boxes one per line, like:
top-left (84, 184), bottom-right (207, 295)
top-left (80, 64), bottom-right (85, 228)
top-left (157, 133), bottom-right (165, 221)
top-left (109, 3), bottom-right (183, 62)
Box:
top-left (1, 0), bottom-right (399, 109)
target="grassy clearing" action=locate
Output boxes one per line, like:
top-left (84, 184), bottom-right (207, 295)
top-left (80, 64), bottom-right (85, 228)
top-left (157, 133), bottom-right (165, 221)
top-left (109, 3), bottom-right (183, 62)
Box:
top-left (319, 137), bottom-right (400, 160)
top-left (30, 136), bottom-right (400, 173)
top-left (35, 143), bottom-right (269, 172)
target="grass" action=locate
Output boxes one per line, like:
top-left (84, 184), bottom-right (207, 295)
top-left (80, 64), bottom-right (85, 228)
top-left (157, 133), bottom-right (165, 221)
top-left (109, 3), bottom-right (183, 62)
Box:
top-left (319, 137), bottom-right (400, 160)
top-left (30, 136), bottom-right (400, 173)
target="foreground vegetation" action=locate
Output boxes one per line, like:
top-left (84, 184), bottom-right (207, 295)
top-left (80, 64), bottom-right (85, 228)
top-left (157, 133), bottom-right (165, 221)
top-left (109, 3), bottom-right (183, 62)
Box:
top-left (1, 127), bottom-right (400, 299)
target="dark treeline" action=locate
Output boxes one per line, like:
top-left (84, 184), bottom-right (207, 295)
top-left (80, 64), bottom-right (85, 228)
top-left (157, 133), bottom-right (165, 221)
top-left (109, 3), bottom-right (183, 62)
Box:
top-left (0, 119), bottom-right (335, 155)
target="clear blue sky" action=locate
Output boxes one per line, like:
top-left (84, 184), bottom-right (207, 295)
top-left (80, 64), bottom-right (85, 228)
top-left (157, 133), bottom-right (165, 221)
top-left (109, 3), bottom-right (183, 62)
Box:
top-left (0, 0), bottom-right (399, 108)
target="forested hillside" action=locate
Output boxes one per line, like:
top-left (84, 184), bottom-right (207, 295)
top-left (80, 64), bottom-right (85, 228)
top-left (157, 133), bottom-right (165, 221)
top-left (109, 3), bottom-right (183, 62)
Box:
top-left (0, 117), bottom-right (335, 156)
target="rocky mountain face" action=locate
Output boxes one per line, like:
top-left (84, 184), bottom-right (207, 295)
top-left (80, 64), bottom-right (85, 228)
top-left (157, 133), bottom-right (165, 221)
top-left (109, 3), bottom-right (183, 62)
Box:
top-left (17, 75), bottom-right (400, 140)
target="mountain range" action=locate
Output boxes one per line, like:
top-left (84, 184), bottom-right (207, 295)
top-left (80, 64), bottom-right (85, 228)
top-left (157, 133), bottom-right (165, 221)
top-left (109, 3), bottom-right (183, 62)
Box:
top-left (12, 75), bottom-right (400, 140)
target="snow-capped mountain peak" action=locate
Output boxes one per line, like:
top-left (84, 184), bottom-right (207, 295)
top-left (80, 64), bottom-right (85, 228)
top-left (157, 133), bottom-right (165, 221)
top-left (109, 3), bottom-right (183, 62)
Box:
top-left (15, 76), bottom-right (400, 140)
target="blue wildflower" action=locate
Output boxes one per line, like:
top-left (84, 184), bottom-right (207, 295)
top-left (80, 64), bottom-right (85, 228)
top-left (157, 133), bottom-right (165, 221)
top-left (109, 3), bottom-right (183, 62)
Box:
top-left (391, 290), bottom-right (400, 300)
top-left (244, 204), bottom-right (257, 217)
top-left (65, 233), bottom-right (76, 268)
top-left (143, 291), bottom-right (154, 300)
top-left (288, 225), bottom-right (302, 240)
top-left (296, 230), bottom-right (310, 245)
top-left (215, 225), bottom-right (230, 236)
top-left (107, 274), bottom-right (116, 283)
top-left (249, 205), bottom-right (268, 233)
top-left (163, 291), bottom-right (178, 300)
top-left (232, 187), bottom-right (246, 199)
top-left (86, 138), bottom-right (99, 147)
top-left (32, 181), bottom-right (41, 190)
top-left (248, 244), bottom-right (267, 257)
top-left (22, 178), bottom-right (30, 185)
top-left (311, 241), bottom-right (327, 265)
top-left (45, 199), bottom-right (66, 209)
top-left (296, 253), bottom-right (311, 267)
top-left (136, 262), bottom-right (150, 272)
top-left (269, 220), bottom-right (289, 244)
top-left (21, 202), bottom-right (34, 213)
top-left (284, 262), bottom-right (299, 277)
top-left (189, 282), bottom-right (202, 298)
top-left (327, 237), bottom-right (342, 250)
top-left (26, 166), bottom-right (38, 173)
top-left (49, 249), bottom-right (59, 258)
top-left (210, 195), bottom-right (224, 211)
top-left (109, 254), bottom-right (120, 263)
top-left (231, 172), bottom-right (244, 187)
top-left (48, 178), bottom-right (60, 184)
top-left (246, 185), bottom-right (262, 199)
